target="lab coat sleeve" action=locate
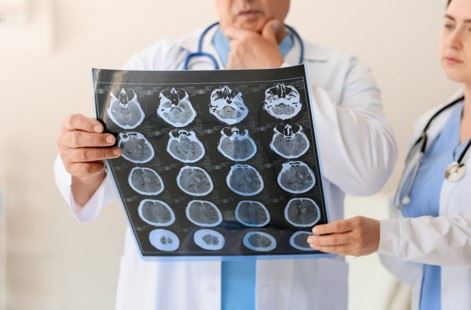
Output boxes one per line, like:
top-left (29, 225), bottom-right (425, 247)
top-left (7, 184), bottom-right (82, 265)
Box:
top-left (54, 155), bottom-right (118, 222)
top-left (376, 199), bottom-right (422, 285)
top-left (53, 51), bottom-right (157, 221)
top-left (378, 214), bottom-right (471, 267)
top-left (309, 58), bottom-right (397, 195)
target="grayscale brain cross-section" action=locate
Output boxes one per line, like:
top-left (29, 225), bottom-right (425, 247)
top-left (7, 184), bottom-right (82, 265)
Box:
top-left (94, 66), bottom-right (328, 257)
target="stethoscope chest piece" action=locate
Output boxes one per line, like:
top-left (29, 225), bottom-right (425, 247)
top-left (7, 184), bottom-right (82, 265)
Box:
top-left (444, 162), bottom-right (467, 183)
top-left (401, 196), bottom-right (411, 206)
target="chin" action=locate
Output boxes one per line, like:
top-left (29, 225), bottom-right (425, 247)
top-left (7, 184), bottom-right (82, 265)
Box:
top-left (443, 68), bottom-right (470, 84)
top-left (236, 20), bottom-right (265, 33)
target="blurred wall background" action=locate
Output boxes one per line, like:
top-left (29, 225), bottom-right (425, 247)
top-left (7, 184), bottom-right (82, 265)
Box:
top-left (0, 0), bottom-right (458, 309)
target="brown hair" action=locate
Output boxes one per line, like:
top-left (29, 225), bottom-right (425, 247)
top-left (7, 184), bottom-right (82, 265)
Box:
top-left (448, 0), bottom-right (451, 5)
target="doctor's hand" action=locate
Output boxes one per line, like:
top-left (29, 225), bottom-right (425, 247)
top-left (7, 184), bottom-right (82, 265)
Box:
top-left (225, 19), bottom-right (284, 69)
top-left (57, 114), bottom-right (121, 205)
top-left (307, 216), bottom-right (380, 257)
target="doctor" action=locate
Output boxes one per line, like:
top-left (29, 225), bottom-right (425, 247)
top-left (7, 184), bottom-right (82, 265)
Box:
top-left (308, 0), bottom-right (471, 309)
top-left (55, 0), bottom-right (397, 309)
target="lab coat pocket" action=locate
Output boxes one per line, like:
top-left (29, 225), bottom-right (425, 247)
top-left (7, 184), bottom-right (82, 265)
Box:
top-left (310, 258), bottom-right (349, 310)
top-left (281, 258), bottom-right (349, 310)
top-left (115, 254), bottom-right (156, 310)
top-left (115, 255), bottom-right (135, 310)
top-left (257, 258), bottom-right (349, 310)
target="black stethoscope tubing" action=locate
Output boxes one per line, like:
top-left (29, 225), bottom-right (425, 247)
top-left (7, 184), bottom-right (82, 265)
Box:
top-left (395, 96), bottom-right (471, 207)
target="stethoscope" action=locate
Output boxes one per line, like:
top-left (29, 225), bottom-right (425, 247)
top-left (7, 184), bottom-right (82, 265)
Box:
top-left (183, 21), bottom-right (305, 70)
top-left (394, 96), bottom-right (471, 208)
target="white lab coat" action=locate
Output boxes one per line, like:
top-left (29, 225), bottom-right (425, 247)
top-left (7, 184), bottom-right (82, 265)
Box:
top-left (55, 26), bottom-right (397, 310)
top-left (378, 93), bottom-right (471, 310)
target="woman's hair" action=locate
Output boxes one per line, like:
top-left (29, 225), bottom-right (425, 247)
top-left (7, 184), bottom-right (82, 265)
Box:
top-left (447, 0), bottom-right (451, 6)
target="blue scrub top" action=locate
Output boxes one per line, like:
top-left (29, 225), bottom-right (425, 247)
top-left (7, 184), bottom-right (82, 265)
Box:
top-left (212, 27), bottom-right (295, 66)
top-left (401, 103), bottom-right (466, 310)
top-left (212, 27), bottom-right (295, 310)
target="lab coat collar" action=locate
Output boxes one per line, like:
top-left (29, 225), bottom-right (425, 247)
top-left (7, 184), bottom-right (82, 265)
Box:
top-left (177, 23), bottom-right (331, 69)
top-left (410, 90), bottom-right (465, 150)
top-left (399, 90), bottom-right (464, 199)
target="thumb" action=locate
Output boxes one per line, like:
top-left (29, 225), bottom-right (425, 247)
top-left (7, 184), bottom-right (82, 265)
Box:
top-left (262, 19), bottom-right (282, 42)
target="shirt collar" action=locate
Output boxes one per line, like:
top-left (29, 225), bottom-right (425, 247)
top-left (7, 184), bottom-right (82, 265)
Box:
top-left (211, 27), bottom-right (295, 66)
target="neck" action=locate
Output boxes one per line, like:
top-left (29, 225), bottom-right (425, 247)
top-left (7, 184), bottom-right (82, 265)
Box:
top-left (464, 86), bottom-right (471, 122)
top-left (461, 86), bottom-right (471, 142)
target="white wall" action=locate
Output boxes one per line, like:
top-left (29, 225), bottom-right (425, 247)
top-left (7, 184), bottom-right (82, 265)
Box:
top-left (0, 143), bottom-right (6, 310)
top-left (0, 0), bottom-right (457, 309)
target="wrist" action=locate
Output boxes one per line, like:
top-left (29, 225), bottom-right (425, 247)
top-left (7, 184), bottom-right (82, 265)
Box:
top-left (73, 169), bottom-right (106, 187)
top-left (270, 52), bottom-right (284, 68)
top-left (71, 170), bottom-right (106, 207)
top-left (373, 219), bottom-right (381, 252)
top-left (272, 58), bottom-right (284, 68)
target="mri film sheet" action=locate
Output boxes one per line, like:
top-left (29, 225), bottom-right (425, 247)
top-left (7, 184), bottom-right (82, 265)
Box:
top-left (93, 65), bottom-right (328, 258)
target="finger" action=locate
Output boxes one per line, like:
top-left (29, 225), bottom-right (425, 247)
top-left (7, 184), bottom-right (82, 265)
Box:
top-left (67, 147), bottom-right (121, 163)
top-left (312, 220), bottom-right (354, 235)
top-left (68, 161), bottom-right (105, 178)
top-left (262, 19), bottom-right (282, 42)
top-left (307, 232), bottom-right (354, 247)
top-left (62, 114), bottom-right (104, 133)
top-left (224, 27), bottom-right (254, 40)
top-left (59, 131), bottom-right (116, 148)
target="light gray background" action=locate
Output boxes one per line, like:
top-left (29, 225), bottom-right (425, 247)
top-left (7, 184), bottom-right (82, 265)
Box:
top-left (0, 0), bottom-right (456, 309)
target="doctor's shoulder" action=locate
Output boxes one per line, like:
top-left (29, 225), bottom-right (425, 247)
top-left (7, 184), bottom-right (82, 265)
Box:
top-left (302, 40), bottom-right (380, 101)
top-left (302, 40), bottom-right (368, 69)
top-left (411, 90), bottom-right (464, 139)
top-left (121, 38), bottom-right (181, 71)
top-left (122, 29), bottom-right (205, 71)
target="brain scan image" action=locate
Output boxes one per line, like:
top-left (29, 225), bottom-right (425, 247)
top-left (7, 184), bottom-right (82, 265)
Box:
top-left (284, 198), bottom-right (321, 227)
top-left (138, 199), bottom-right (175, 227)
top-left (235, 201), bottom-right (270, 227)
top-left (289, 231), bottom-right (313, 251)
top-left (149, 229), bottom-right (180, 252)
top-left (186, 200), bottom-right (223, 227)
top-left (226, 164), bottom-right (264, 196)
top-left (128, 167), bottom-right (164, 196)
top-left (217, 127), bottom-right (257, 161)
top-left (263, 83), bottom-right (302, 120)
top-left (96, 68), bottom-right (330, 257)
top-left (167, 130), bottom-right (205, 163)
top-left (270, 124), bottom-right (310, 159)
top-left (158, 88), bottom-right (197, 127)
top-left (118, 132), bottom-right (155, 163)
top-left (177, 166), bottom-right (214, 196)
top-left (107, 89), bottom-right (145, 129)
top-left (193, 229), bottom-right (225, 251)
top-left (242, 231), bottom-right (276, 252)
top-left (209, 86), bottom-right (248, 125)
top-left (277, 161), bottom-right (315, 194)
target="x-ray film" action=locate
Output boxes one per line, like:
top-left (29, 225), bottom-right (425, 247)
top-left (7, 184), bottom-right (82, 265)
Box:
top-left (93, 65), bottom-right (328, 258)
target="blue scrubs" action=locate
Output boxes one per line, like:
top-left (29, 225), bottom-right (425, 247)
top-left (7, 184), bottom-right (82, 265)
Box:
top-left (401, 104), bottom-right (466, 310)
top-left (212, 28), bottom-right (294, 310)
top-left (212, 27), bottom-right (295, 67)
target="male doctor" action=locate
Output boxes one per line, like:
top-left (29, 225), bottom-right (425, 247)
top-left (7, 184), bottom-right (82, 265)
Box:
top-left (55, 0), bottom-right (397, 309)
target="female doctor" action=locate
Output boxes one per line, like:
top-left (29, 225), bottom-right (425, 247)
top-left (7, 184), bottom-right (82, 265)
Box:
top-left (55, 0), bottom-right (397, 309)
top-left (308, 0), bottom-right (471, 309)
